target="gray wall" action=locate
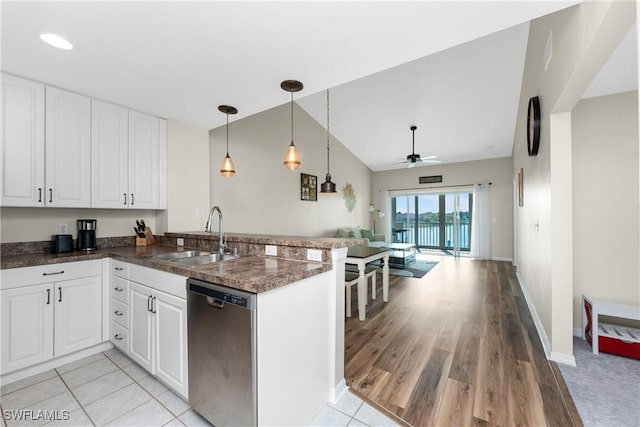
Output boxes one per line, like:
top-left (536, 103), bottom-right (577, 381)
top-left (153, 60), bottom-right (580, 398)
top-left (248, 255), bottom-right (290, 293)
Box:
top-left (571, 91), bottom-right (639, 328)
top-left (209, 102), bottom-right (373, 236)
top-left (372, 157), bottom-right (513, 260)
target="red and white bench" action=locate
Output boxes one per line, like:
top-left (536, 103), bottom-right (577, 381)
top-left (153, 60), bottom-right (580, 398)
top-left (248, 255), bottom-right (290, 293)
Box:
top-left (582, 294), bottom-right (640, 359)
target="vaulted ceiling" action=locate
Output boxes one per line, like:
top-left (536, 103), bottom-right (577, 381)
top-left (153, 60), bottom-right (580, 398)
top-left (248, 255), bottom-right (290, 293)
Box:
top-left (7, 1), bottom-right (625, 172)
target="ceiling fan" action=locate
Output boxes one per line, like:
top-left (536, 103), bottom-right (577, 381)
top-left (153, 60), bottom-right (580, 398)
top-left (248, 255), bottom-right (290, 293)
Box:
top-left (397, 125), bottom-right (440, 168)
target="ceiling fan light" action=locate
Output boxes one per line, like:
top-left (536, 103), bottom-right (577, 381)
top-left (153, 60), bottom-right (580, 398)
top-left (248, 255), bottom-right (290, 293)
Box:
top-left (283, 141), bottom-right (301, 170)
top-left (320, 173), bottom-right (337, 193)
top-left (220, 153), bottom-right (235, 177)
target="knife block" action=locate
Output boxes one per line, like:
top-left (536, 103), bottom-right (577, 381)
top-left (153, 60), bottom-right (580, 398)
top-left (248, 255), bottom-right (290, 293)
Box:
top-left (136, 227), bottom-right (155, 247)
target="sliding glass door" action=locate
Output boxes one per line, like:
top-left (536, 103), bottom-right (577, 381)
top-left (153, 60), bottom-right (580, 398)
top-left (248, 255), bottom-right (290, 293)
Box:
top-left (391, 191), bottom-right (472, 252)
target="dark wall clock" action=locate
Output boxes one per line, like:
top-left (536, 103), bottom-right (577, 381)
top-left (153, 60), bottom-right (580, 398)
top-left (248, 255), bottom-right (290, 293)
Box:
top-left (527, 96), bottom-right (541, 156)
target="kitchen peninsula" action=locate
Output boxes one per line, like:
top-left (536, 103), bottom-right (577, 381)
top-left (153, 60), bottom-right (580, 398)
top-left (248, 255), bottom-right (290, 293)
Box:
top-left (1, 232), bottom-right (359, 426)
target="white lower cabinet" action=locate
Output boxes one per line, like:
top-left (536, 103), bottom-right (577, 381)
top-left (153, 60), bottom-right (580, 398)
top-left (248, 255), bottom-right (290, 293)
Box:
top-left (54, 276), bottom-right (102, 357)
top-left (0, 261), bottom-right (103, 375)
top-left (129, 282), bottom-right (154, 372)
top-left (112, 262), bottom-right (188, 398)
top-left (1, 284), bottom-right (54, 373)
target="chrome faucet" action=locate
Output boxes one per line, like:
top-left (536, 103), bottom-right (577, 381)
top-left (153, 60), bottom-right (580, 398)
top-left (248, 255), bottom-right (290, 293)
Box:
top-left (205, 206), bottom-right (225, 254)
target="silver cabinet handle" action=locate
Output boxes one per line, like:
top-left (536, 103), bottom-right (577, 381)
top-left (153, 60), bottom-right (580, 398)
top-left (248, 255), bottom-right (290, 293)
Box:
top-left (147, 295), bottom-right (153, 312)
top-left (38, 188), bottom-right (42, 203)
top-left (114, 334), bottom-right (123, 341)
top-left (114, 287), bottom-right (123, 292)
top-left (58, 286), bottom-right (62, 302)
top-left (42, 270), bottom-right (64, 276)
top-left (114, 267), bottom-right (123, 271)
top-left (151, 296), bottom-right (156, 313)
top-left (114, 310), bottom-right (123, 316)
top-left (131, 193), bottom-right (134, 206)
top-left (46, 288), bottom-right (51, 305)
top-left (49, 188), bottom-right (53, 203)
top-left (123, 193), bottom-right (127, 205)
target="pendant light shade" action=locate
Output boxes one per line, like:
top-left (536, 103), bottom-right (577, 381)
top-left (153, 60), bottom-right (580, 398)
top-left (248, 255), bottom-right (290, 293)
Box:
top-left (320, 89), bottom-right (337, 194)
top-left (218, 105), bottom-right (237, 177)
top-left (281, 80), bottom-right (303, 170)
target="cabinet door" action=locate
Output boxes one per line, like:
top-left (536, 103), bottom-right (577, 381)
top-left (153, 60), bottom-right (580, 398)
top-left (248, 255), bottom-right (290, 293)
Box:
top-left (129, 282), bottom-right (154, 372)
top-left (1, 284), bottom-right (53, 374)
top-left (154, 290), bottom-right (188, 398)
top-left (128, 111), bottom-right (159, 209)
top-left (1, 73), bottom-right (45, 207)
top-left (91, 100), bottom-right (129, 208)
top-left (45, 86), bottom-right (91, 207)
top-left (54, 276), bottom-right (102, 357)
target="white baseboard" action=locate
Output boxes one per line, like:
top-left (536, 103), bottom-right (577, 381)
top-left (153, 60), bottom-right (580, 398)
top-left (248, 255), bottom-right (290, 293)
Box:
top-left (550, 351), bottom-right (576, 367)
top-left (329, 379), bottom-right (349, 404)
top-left (516, 272), bottom-right (551, 359)
top-left (1, 341), bottom-right (113, 385)
top-left (492, 256), bottom-right (513, 262)
top-left (573, 327), bottom-right (583, 337)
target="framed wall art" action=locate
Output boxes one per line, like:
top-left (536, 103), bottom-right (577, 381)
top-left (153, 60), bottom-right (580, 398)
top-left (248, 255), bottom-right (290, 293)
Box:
top-left (301, 173), bottom-right (317, 201)
top-left (518, 168), bottom-right (524, 207)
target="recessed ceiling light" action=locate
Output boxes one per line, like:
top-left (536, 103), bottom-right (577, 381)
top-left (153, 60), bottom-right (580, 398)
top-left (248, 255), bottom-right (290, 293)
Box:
top-left (40, 33), bottom-right (73, 50)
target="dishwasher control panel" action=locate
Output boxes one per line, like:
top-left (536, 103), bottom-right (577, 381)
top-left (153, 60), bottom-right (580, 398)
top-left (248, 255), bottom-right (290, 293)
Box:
top-left (187, 280), bottom-right (253, 309)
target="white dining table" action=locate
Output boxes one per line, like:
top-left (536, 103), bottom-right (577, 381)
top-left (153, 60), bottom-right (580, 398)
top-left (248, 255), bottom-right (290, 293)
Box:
top-left (345, 245), bottom-right (390, 321)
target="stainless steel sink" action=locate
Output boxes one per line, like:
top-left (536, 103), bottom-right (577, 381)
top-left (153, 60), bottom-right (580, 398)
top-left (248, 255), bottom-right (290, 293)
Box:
top-left (174, 253), bottom-right (240, 266)
top-left (153, 250), bottom-right (211, 261)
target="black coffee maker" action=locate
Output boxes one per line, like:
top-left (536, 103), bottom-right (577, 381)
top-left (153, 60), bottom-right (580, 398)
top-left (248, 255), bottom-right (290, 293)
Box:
top-left (77, 219), bottom-right (97, 251)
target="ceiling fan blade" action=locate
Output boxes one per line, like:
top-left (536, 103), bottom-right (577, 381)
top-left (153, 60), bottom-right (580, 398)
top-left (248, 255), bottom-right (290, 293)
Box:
top-left (421, 159), bottom-right (441, 164)
top-left (420, 155), bottom-right (438, 160)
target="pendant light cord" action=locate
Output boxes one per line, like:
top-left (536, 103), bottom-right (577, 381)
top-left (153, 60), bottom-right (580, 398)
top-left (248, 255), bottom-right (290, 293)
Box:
top-left (290, 92), bottom-right (294, 143)
top-left (326, 89), bottom-right (330, 175)
top-left (226, 113), bottom-right (229, 155)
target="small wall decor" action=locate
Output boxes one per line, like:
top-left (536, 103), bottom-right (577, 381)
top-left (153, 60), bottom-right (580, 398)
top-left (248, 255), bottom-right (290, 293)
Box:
top-left (342, 183), bottom-right (356, 212)
top-left (300, 173), bottom-right (317, 201)
top-left (518, 168), bottom-right (524, 207)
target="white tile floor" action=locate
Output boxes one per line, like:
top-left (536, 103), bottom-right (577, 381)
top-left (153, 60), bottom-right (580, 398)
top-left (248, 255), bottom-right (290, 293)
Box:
top-left (1, 349), bottom-right (398, 427)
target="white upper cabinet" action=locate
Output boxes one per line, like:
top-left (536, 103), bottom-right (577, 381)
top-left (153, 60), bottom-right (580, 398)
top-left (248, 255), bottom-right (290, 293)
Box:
top-left (1, 73), bottom-right (45, 206)
top-left (128, 111), bottom-right (161, 209)
top-left (91, 103), bottom-right (166, 209)
top-left (45, 86), bottom-right (91, 207)
top-left (2, 73), bottom-right (165, 209)
top-left (91, 100), bottom-right (129, 208)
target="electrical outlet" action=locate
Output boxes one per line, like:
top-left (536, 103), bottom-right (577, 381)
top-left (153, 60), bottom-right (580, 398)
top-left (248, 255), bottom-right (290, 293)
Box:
top-left (265, 245), bottom-right (277, 256)
top-left (307, 249), bottom-right (322, 262)
top-left (176, 238), bottom-right (184, 247)
top-left (58, 224), bottom-right (68, 234)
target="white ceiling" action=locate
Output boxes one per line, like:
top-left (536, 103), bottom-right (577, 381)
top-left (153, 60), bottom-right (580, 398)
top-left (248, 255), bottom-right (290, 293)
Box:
top-left (2, 1), bottom-right (584, 171)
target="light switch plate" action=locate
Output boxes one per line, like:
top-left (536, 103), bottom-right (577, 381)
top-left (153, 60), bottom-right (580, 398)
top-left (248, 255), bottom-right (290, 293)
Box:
top-left (58, 224), bottom-right (68, 234)
top-left (307, 249), bottom-right (322, 262)
top-left (265, 245), bottom-right (277, 256)
top-left (177, 238), bottom-right (184, 246)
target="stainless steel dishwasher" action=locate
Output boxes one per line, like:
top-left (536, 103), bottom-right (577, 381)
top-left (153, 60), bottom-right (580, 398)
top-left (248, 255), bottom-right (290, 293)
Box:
top-left (187, 278), bottom-right (257, 427)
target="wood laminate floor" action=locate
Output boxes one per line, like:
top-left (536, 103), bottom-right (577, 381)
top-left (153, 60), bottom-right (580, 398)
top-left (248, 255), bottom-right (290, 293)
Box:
top-left (344, 256), bottom-right (583, 427)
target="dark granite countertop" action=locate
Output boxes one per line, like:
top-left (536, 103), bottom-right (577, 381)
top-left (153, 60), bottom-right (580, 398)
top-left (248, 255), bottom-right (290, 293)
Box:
top-left (1, 241), bottom-right (336, 294)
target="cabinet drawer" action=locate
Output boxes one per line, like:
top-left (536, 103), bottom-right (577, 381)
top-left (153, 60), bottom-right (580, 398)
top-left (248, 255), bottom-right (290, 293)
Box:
top-left (111, 321), bottom-right (128, 352)
top-left (1, 260), bottom-right (102, 290)
top-left (111, 276), bottom-right (129, 304)
top-left (111, 260), bottom-right (129, 278)
top-left (111, 298), bottom-right (129, 328)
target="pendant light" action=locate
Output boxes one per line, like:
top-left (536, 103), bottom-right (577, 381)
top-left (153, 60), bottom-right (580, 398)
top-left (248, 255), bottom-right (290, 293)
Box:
top-left (281, 80), bottom-right (303, 170)
top-left (320, 89), bottom-right (337, 194)
top-left (218, 105), bottom-right (237, 177)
